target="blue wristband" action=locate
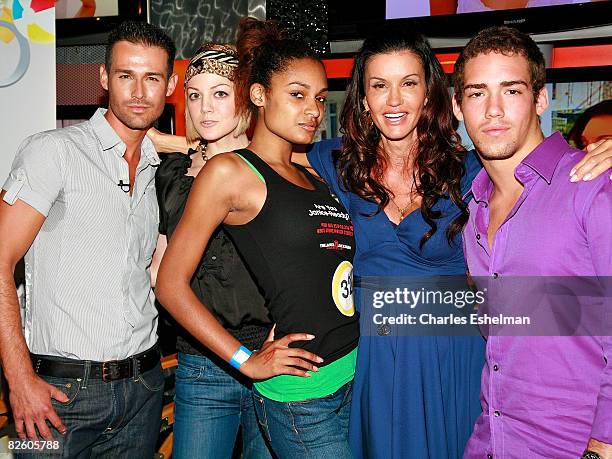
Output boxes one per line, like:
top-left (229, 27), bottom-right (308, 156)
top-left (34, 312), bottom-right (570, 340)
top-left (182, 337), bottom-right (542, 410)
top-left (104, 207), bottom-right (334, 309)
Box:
top-left (229, 345), bottom-right (252, 369)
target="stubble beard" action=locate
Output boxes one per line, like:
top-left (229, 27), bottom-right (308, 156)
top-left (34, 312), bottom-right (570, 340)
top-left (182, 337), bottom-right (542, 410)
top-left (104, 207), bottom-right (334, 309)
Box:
top-left (110, 97), bottom-right (162, 132)
top-left (473, 136), bottom-right (519, 161)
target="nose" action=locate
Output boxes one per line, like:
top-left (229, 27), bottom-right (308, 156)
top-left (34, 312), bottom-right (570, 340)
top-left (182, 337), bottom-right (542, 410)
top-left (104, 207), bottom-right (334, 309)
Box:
top-left (200, 93), bottom-right (213, 114)
top-left (132, 78), bottom-right (145, 100)
top-left (386, 85), bottom-right (401, 107)
top-left (305, 97), bottom-right (321, 120)
top-left (485, 91), bottom-right (504, 119)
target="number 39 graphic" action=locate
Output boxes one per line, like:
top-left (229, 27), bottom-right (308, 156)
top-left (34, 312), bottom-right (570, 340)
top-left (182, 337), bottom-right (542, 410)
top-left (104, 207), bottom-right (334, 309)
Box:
top-left (332, 261), bottom-right (355, 317)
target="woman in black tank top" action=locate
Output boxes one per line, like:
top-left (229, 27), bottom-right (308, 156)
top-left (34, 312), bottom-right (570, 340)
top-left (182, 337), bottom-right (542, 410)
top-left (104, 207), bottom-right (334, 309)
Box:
top-left (156, 18), bottom-right (358, 458)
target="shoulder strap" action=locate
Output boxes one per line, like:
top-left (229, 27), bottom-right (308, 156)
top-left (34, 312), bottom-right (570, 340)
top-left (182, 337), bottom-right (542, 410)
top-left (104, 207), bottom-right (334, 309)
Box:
top-left (235, 152), bottom-right (266, 184)
top-left (293, 162), bottom-right (326, 192)
top-left (234, 148), bottom-right (283, 185)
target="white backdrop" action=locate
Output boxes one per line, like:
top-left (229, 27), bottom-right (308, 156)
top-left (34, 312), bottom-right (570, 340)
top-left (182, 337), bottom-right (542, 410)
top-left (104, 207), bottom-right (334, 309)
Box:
top-left (0, 0), bottom-right (56, 186)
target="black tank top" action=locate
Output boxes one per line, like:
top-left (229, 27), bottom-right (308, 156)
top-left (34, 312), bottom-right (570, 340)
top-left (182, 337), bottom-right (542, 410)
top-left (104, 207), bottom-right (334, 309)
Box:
top-left (223, 149), bottom-right (359, 364)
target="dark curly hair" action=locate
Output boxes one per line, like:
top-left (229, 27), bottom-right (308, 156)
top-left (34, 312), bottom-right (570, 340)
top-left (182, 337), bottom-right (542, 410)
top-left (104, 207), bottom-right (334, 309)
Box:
top-left (235, 17), bottom-right (319, 120)
top-left (335, 28), bottom-right (467, 248)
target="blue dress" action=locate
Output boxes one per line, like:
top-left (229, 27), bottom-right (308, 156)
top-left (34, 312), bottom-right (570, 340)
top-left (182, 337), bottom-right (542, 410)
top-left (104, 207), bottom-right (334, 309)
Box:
top-left (307, 138), bottom-right (485, 459)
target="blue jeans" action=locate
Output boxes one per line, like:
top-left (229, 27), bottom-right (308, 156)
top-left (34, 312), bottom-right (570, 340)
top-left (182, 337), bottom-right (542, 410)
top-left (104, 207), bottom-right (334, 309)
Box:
top-left (172, 352), bottom-right (273, 459)
top-left (19, 354), bottom-right (163, 458)
top-left (253, 381), bottom-right (353, 458)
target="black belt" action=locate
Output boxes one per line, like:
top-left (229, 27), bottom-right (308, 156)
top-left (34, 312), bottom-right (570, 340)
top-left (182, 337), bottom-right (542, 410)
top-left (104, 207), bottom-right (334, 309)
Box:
top-left (31, 345), bottom-right (160, 382)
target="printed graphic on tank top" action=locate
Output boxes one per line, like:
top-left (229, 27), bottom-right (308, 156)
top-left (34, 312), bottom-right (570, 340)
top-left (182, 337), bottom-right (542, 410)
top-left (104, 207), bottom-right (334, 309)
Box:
top-left (223, 148), bottom-right (359, 365)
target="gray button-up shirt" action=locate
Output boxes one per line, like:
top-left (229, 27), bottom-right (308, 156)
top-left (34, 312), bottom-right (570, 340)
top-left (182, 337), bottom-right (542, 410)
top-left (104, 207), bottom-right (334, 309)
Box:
top-left (2, 109), bottom-right (159, 360)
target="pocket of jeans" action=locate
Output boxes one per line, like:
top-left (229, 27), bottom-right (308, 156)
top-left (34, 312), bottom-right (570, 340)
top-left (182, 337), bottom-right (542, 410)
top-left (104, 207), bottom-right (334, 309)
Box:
top-left (137, 364), bottom-right (165, 392)
top-left (175, 360), bottom-right (203, 383)
top-left (45, 376), bottom-right (82, 407)
top-left (252, 392), bottom-right (272, 444)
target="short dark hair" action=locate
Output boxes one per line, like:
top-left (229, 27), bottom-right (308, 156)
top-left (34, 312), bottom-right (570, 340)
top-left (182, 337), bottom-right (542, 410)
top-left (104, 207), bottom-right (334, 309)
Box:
top-left (454, 26), bottom-right (546, 104)
top-left (105, 20), bottom-right (176, 76)
top-left (567, 99), bottom-right (612, 149)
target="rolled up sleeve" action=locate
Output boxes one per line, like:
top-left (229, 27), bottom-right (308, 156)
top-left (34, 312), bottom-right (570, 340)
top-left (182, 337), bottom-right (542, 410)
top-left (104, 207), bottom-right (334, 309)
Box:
top-left (2, 133), bottom-right (64, 216)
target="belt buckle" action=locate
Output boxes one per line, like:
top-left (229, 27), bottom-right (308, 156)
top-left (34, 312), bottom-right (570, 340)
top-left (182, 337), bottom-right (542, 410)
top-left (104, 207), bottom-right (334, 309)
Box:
top-left (102, 360), bottom-right (120, 382)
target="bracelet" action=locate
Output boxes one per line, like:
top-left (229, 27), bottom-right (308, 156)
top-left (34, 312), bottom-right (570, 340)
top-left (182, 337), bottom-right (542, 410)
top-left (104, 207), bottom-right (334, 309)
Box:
top-left (229, 345), bottom-right (252, 369)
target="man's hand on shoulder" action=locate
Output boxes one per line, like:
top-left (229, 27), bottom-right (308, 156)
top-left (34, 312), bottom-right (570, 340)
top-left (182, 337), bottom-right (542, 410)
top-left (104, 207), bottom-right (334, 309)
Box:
top-left (9, 373), bottom-right (68, 440)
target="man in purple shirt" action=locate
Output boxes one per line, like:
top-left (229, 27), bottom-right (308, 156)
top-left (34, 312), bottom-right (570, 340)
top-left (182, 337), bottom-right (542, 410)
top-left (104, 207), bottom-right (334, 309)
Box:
top-left (452, 27), bottom-right (611, 458)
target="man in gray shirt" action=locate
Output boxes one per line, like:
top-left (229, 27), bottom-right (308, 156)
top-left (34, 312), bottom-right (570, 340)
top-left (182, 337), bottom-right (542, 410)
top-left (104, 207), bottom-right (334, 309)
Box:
top-left (0, 21), bottom-right (177, 457)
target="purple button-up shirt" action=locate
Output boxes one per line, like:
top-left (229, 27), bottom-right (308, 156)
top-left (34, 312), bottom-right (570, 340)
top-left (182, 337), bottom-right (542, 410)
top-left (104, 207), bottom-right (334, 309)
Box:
top-left (463, 132), bottom-right (612, 458)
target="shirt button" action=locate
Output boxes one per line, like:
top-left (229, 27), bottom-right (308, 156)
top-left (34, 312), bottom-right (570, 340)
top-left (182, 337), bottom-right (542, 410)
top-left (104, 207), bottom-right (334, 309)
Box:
top-left (487, 455), bottom-right (493, 459)
top-left (494, 410), bottom-right (501, 417)
top-left (492, 273), bottom-right (499, 279)
top-left (493, 364), bottom-right (499, 371)
top-left (211, 256), bottom-right (217, 260)
top-left (476, 234), bottom-right (481, 240)
top-left (377, 324), bottom-right (391, 336)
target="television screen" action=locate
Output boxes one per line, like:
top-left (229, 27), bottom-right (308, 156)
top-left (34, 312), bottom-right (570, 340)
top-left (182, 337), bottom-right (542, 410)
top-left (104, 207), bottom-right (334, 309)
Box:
top-left (387, 0), bottom-right (603, 20)
top-left (55, 0), bottom-right (119, 20)
top-left (329, 0), bottom-right (612, 43)
top-left (55, 0), bottom-right (148, 41)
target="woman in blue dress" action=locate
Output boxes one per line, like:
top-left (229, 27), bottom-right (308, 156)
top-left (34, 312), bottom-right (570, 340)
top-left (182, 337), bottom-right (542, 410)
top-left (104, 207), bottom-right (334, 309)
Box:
top-left (301, 31), bottom-right (484, 459)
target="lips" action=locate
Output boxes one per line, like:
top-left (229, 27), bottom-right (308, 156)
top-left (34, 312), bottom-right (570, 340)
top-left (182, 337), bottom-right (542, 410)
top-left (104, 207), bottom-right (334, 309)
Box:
top-left (482, 125), bottom-right (511, 136)
top-left (299, 123), bottom-right (316, 132)
top-left (200, 120), bottom-right (218, 127)
top-left (382, 112), bottom-right (407, 125)
top-left (384, 112), bottom-right (406, 119)
top-left (127, 105), bottom-right (150, 113)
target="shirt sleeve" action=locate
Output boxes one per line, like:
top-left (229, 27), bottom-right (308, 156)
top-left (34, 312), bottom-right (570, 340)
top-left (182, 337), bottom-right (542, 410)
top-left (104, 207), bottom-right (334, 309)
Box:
top-left (155, 153), bottom-right (192, 236)
top-left (583, 178), bottom-right (612, 443)
top-left (306, 137), bottom-right (343, 196)
top-left (1, 133), bottom-right (65, 217)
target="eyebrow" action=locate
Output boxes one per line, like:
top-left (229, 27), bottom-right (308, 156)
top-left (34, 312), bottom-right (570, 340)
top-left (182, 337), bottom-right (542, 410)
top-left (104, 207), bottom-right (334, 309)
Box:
top-left (463, 80), bottom-right (529, 91)
top-left (286, 81), bottom-right (328, 93)
top-left (113, 69), bottom-right (165, 78)
top-left (368, 74), bottom-right (420, 82)
top-left (187, 83), bottom-right (231, 91)
top-left (287, 81), bottom-right (311, 89)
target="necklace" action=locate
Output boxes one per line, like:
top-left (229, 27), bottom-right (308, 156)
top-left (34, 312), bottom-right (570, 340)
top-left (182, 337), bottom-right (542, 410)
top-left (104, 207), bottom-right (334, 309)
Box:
top-left (389, 196), bottom-right (412, 219)
top-left (197, 141), bottom-right (208, 162)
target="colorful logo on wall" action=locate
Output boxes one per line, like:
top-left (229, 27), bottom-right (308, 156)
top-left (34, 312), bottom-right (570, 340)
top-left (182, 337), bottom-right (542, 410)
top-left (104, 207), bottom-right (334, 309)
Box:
top-left (1, 0), bottom-right (55, 87)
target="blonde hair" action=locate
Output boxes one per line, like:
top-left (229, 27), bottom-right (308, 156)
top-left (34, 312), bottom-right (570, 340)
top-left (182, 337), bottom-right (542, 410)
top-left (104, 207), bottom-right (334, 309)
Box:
top-left (184, 43), bottom-right (251, 142)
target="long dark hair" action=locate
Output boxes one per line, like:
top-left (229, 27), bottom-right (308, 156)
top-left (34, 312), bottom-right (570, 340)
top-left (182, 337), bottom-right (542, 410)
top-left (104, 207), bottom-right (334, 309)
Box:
top-left (335, 29), bottom-right (467, 248)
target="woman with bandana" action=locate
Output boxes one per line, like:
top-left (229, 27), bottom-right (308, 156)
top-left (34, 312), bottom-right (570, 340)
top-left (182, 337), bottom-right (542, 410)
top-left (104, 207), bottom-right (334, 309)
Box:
top-left (150, 43), bottom-right (274, 459)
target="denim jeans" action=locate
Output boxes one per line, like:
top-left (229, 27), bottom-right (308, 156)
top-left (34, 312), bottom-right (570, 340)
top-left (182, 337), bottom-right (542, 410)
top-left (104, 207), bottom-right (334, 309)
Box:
top-left (18, 353), bottom-right (163, 458)
top-left (172, 352), bottom-right (273, 459)
top-left (253, 381), bottom-right (353, 458)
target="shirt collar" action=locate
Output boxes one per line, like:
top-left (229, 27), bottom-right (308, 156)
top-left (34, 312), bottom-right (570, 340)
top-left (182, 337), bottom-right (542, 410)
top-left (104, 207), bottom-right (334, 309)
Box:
top-left (466, 167), bottom-right (493, 203)
top-left (465, 131), bottom-right (571, 202)
top-left (519, 131), bottom-right (569, 185)
top-left (89, 108), bottom-right (160, 166)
